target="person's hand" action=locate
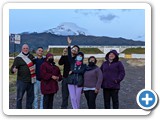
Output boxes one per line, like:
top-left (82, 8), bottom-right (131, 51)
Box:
top-left (67, 37), bottom-right (72, 46)
top-left (63, 48), bottom-right (67, 56)
top-left (69, 71), bottom-right (72, 75)
top-left (52, 75), bottom-right (57, 80)
top-left (95, 89), bottom-right (99, 94)
top-left (114, 80), bottom-right (118, 84)
top-left (13, 66), bottom-right (17, 73)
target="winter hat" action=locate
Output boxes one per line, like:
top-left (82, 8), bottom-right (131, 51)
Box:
top-left (77, 52), bottom-right (84, 59)
top-left (46, 53), bottom-right (53, 59)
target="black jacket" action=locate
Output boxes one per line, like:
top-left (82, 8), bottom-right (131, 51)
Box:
top-left (68, 46), bottom-right (86, 86)
top-left (58, 46), bottom-right (76, 78)
top-left (10, 54), bottom-right (35, 82)
top-left (58, 55), bottom-right (71, 78)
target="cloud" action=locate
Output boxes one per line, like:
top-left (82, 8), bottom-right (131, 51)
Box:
top-left (99, 14), bottom-right (118, 23)
top-left (134, 35), bottom-right (145, 41)
top-left (74, 9), bottom-right (104, 16)
top-left (75, 10), bottom-right (118, 23)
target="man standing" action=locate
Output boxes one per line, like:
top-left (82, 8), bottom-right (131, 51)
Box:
top-left (10, 44), bottom-right (35, 109)
top-left (33, 47), bottom-right (45, 109)
top-left (58, 37), bottom-right (80, 109)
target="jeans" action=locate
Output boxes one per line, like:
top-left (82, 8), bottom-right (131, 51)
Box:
top-left (16, 80), bottom-right (34, 109)
top-left (33, 80), bottom-right (43, 109)
top-left (61, 78), bottom-right (69, 109)
top-left (103, 88), bottom-right (119, 109)
top-left (84, 90), bottom-right (97, 109)
top-left (68, 84), bottom-right (82, 109)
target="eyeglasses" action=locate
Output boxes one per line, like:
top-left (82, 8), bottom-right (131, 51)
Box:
top-left (72, 48), bottom-right (77, 52)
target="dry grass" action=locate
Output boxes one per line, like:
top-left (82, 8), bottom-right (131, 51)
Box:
top-left (126, 59), bottom-right (145, 67)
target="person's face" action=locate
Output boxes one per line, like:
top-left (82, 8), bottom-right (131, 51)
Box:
top-left (71, 47), bottom-right (79, 55)
top-left (47, 56), bottom-right (53, 61)
top-left (36, 48), bottom-right (43, 57)
top-left (22, 45), bottom-right (29, 54)
top-left (76, 55), bottom-right (83, 61)
top-left (109, 53), bottom-right (116, 60)
top-left (89, 57), bottom-right (96, 63)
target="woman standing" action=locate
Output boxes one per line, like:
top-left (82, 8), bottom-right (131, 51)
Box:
top-left (83, 56), bottom-right (103, 109)
top-left (40, 53), bottom-right (62, 109)
top-left (101, 50), bottom-right (125, 109)
top-left (67, 37), bottom-right (86, 109)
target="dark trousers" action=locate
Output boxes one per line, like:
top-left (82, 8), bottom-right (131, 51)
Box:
top-left (16, 80), bottom-right (34, 109)
top-left (84, 90), bottom-right (97, 109)
top-left (43, 93), bottom-right (55, 109)
top-left (61, 78), bottom-right (69, 109)
top-left (103, 88), bottom-right (119, 109)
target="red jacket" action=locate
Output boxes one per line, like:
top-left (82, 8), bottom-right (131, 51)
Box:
top-left (40, 61), bottom-right (62, 94)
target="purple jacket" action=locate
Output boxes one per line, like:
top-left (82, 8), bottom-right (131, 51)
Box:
top-left (100, 50), bottom-right (125, 89)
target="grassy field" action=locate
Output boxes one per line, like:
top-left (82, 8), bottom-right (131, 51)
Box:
top-left (122, 48), bottom-right (145, 54)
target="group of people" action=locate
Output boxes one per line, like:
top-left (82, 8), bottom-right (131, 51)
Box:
top-left (10, 37), bottom-right (125, 109)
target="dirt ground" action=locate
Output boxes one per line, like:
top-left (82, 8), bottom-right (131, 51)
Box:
top-left (9, 59), bottom-right (145, 109)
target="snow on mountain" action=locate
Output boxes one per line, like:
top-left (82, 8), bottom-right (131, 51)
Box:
top-left (44, 22), bottom-right (89, 36)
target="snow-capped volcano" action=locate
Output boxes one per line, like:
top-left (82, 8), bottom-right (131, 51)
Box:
top-left (45, 22), bottom-right (88, 36)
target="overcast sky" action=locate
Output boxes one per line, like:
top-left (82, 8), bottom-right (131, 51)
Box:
top-left (9, 9), bottom-right (145, 41)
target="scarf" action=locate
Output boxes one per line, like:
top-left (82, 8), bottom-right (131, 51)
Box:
top-left (76, 61), bottom-right (82, 66)
top-left (86, 65), bottom-right (97, 71)
top-left (18, 52), bottom-right (36, 83)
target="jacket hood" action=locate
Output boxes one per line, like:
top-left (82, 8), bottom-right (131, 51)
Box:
top-left (105, 50), bottom-right (119, 62)
top-left (77, 52), bottom-right (84, 58)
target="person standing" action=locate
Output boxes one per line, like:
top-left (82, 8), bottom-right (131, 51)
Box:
top-left (40, 53), bottom-right (62, 109)
top-left (10, 44), bottom-right (35, 109)
top-left (101, 50), bottom-right (125, 109)
top-left (33, 47), bottom-right (45, 109)
top-left (67, 37), bottom-right (86, 109)
top-left (58, 39), bottom-right (80, 109)
top-left (83, 56), bottom-right (103, 109)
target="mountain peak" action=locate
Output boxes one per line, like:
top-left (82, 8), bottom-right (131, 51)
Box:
top-left (45, 22), bottom-right (88, 36)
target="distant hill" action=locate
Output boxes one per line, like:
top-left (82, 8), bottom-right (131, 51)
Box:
top-left (9, 33), bottom-right (145, 53)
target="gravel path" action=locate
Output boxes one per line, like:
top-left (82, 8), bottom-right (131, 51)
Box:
top-left (9, 59), bottom-right (145, 109)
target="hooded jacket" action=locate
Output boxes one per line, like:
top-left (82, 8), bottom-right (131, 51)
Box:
top-left (68, 47), bottom-right (86, 87)
top-left (40, 53), bottom-right (62, 94)
top-left (100, 50), bottom-right (125, 89)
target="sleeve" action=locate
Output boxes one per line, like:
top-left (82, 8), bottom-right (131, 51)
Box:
top-left (117, 61), bottom-right (125, 83)
top-left (68, 46), bottom-right (73, 65)
top-left (95, 68), bottom-right (103, 89)
top-left (40, 64), bottom-right (53, 81)
top-left (10, 57), bottom-right (19, 74)
top-left (57, 67), bottom-right (62, 81)
top-left (58, 56), bottom-right (65, 65)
